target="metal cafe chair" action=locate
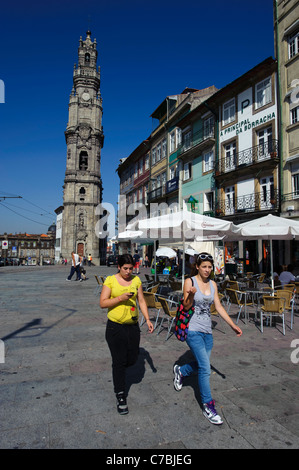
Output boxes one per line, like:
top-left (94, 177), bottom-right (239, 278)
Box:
top-left (156, 296), bottom-right (179, 341)
top-left (261, 295), bottom-right (286, 335)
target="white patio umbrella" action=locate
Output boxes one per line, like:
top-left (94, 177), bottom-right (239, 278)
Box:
top-left (127, 210), bottom-right (239, 287)
top-left (156, 247), bottom-right (176, 258)
top-left (231, 214), bottom-right (299, 288)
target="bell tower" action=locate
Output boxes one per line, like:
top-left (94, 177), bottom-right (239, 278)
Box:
top-left (61, 31), bottom-right (104, 265)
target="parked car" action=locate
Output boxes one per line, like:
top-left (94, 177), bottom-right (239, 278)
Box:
top-left (0, 258), bottom-right (5, 267)
top-left (106, 255), bottom-right (118, 266)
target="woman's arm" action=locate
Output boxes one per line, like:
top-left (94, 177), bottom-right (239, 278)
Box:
top-left (212, 281), bottom-right (242, 336)
top-left (100, 285), bottom-right (132, 309)
top-left (137, 285), bottom-right (154, 333)
top-left (182, 277), bottom-right (197, 311)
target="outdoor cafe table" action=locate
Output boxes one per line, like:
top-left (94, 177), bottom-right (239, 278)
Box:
top-left (242, 287), bottom-right (275, 323)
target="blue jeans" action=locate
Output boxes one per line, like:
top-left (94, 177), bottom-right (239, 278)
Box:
top-left (180, 331), bottom-right (213, 404)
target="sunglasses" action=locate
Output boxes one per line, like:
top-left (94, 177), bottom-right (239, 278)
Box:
top-left (197, 253), bottom-right (214, 262)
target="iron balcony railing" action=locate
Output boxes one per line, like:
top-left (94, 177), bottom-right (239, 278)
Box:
top-left (177, 127), bottom-right (215, 157)
top-left (215, 189), bottom-right (279, 217)
top-left (215, 139), bottom-right (279, 175)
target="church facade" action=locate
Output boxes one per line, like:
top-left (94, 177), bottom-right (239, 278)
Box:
top-left (60, 31), bottom-right (105, 265)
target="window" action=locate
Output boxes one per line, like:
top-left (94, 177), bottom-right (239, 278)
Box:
top-left (291, 106), bottom-right (299, 124)
top-left (176, 128), bottom-right (182, 147)
top-left (203, 150), bottom-right (214, 172)
top-left (139, 158), bottom-right (143, 175)
top-left (292, 173), bottom-right (299, 197)
top-left (170, 131), bottom-right (175, 153)
top-left (225, 186), bottom-right (235, 215)
top-left (157, 143), bottom-right (161, 162)
top-left (288, 30), bottom-right (299, 59)
top-left (223, 98), bottom-right (235, 125)
top-left (257, 126), bottom-right (273, 159)
top-left (204, 192), bottom-right (214, 213)
top-left (183, 130), bottom-right (192, 150)
top-left (145, 154), bottom-right (149, 170)
top-left (224, 141), bottom-right (236, 171)
top-left (169, 166), bottom-right (175, 180)
top-left (79, 151), bottom-right (88, 170)
top-left (79, 187), bottom-right (85, 194)
top-left (162, 139), bottom-right (167, 159)
top-left (183, 162), bottom-right (192, 181)
top-left (204, 116), bottom-right (214, 139)
top-left (152, 147), bottom-right (156, 165)
top-left (260, 176), bottom-right (274, 209)
top-left (256, 77), bottom-right (272, 109)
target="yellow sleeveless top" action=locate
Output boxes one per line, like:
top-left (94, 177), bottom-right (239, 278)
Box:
top-left (103, 275), bottom-right (142, 324)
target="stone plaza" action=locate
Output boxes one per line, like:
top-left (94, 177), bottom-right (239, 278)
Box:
top-left (0, 264), bottom-right (299, 450)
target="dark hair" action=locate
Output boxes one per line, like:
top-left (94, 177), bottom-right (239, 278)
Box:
top-left (190, 252), bottom-right (214, 277)
top-left (118, 254), bottom-right (135, 267)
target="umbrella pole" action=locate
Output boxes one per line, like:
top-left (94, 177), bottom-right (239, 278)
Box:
top-left (154, 239), bottom-right (157, 282)
top-left (182, 231), bottom-right (185, 290)
top-left (270, 239), bottom-right (274, 290)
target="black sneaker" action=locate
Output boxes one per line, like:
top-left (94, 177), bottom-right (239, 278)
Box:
top-left (116, 392), bottom-right (128, 415)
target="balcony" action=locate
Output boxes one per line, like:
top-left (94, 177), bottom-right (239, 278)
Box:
top-left (148, 185), bottom-right (165, 203)
top-left (177, 128), bottom-right (215, 159)
top-left (215, 140), bottom-right (279, 177)
top-left (215, 189), bottom-right (279, 218)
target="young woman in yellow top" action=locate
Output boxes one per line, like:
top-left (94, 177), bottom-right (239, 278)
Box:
top-left (100, 254), bottom-right (154, 414)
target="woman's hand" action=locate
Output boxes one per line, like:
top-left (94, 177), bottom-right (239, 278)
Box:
top-left (146, 319), bottom-right (154, 333)
top-left (119, 292), bottom-right (134, 302)
top-left (232, 324), bottom-right (242, 336)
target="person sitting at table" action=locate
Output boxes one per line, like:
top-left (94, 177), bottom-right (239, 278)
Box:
top-left (273, 265), bottom-right (282, 286)
top-left (279, 264), bottom-right (295, 287)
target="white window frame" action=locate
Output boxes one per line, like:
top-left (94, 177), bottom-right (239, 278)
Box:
top-left (204, 116), bottom-right (214, 139)
top-left (223, 98), bottom-right (235, 126)
top-left (145, 154), bottom-right (149, 170)
top-left (156, 143), bottom-right (161, 162)
top-left (291, 106), bottom-right (299, 124)
top-left (288, 30), bottom-right (299, 59)
top-left (152, 147), bottom-right (156, 165)
top-left (257, 126), bottom-right (273, 160)
top-left (162, 139), bottom-right (167, 159)
top-left (203, 150), bottom-right (214, 172)
top-left (224, 141), bottom-right (236, 172)
top-left (169, 131), bottom-right (175, 153)
top-left (292, 172), bottom-right (299, 198)
top-left (225, 186), bottom-right (235, 215)
top-left (176, 128), bottom-right (182, 148)
top-left (255, 77), bottom-right (272, 109)
top-left (183, 162), bottom-right (192, 181)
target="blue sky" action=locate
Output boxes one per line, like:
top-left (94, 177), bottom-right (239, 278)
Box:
top-left (0, 0), bottom-right (275, 234)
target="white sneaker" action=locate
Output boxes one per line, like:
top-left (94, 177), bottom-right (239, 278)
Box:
top-left (202, 400), bottom-right (223, 425)
top-left (173, 364), bottom-right (183, 391)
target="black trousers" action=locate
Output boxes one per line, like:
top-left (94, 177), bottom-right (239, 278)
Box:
top-left (105, 319), bottom-right (140, 394)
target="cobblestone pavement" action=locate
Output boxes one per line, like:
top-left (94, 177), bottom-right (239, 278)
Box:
top-left (0, 264), bottom-right (299, 450)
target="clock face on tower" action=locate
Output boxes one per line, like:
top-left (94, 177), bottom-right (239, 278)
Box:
top-left (82, 92), bottom-right (90, 101)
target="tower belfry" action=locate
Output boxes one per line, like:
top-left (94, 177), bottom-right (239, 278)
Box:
top-left (61, 30), bottom-right (104, 265)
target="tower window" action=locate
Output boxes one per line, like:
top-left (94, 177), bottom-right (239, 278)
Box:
top-left (79, 187), bottom-right (86, 194)
top-left (85, 53), bottom-right (90, 64)
top-left (79, 151), bottom-right (88, 170)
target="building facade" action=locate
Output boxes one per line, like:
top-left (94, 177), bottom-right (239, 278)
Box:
top-left (60, 31), bottom-right (104, 265)
top-left (0, 230), bottom-right (56, 265)
top-left (274, 0), bottom-right (299, 266)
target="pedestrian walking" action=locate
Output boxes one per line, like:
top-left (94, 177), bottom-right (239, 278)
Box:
top-left (66, 251), bottom-right (83, 281)
top-left (100, 254), bottom-right (154, 415)
top-left (173, 252), bottom-right (242, 425)
top-left (133, 250), bottom-right (140, 274)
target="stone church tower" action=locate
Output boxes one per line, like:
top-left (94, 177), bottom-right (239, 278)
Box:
top-left (61, 31), bottom-right (104, 266)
